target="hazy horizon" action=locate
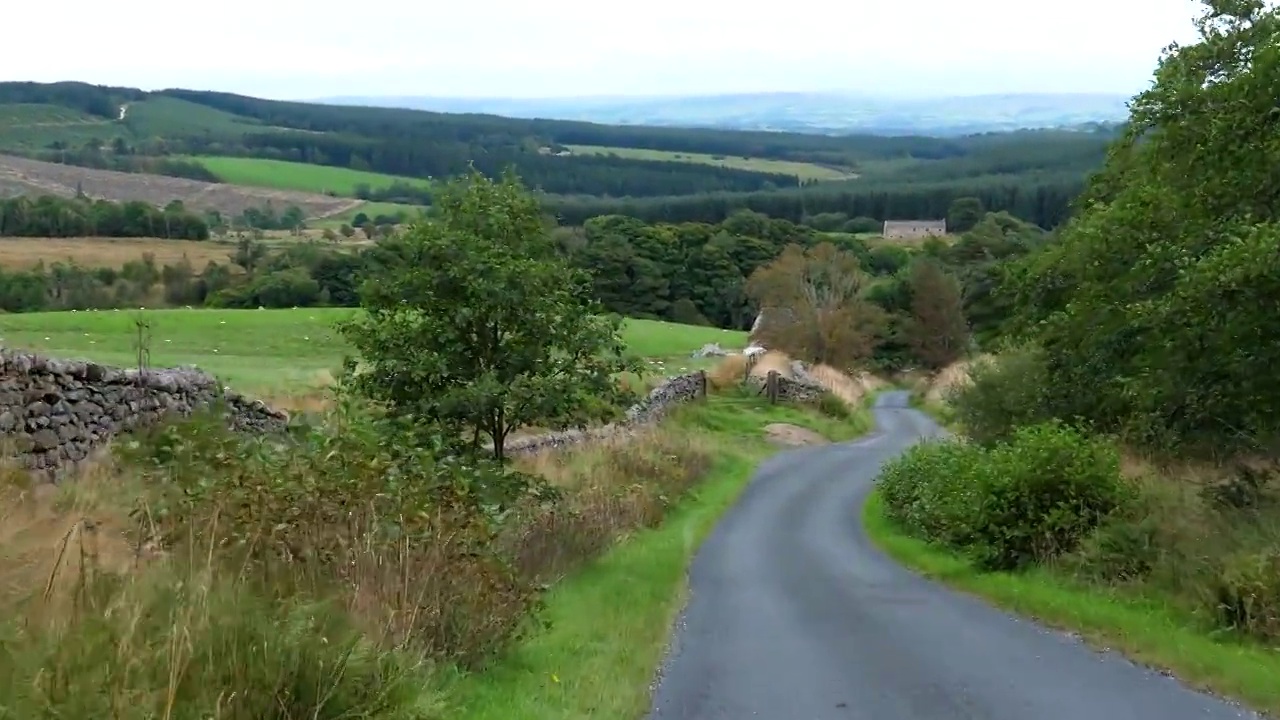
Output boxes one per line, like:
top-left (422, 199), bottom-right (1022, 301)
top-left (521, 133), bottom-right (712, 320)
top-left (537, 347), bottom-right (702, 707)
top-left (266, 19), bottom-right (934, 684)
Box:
top-left (2, 0), bottom-right (1204, 100)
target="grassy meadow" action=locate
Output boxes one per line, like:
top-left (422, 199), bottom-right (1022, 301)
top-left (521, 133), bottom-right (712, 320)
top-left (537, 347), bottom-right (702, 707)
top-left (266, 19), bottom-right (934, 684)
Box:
top-left (562, 144), bottom-right (858, 181)
top-left (0, 308), bottom-right (748, 396)
top-left (192, 156), bottom-right (434, 197)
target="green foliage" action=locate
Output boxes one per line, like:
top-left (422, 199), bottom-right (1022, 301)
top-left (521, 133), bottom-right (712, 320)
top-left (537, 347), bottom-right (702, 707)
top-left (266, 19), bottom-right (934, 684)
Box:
top-left (903, 257), bottom-right (969, 370)
top-left (946, 196), bottom-right (985, 233)
top-left (1004, 0), bottom-right (1280, 456)
top-left (878, 422), bottom-right (1128, 570)
top-left (949, 347), bottom-right (1055, 446)
top-left (117, 400), bottom-right (546, 664)
top-left (340, 172), bottom-right (640, 461)
top-left (811, 390), bottom-right (852, 420)
top-left (0, 194), bottom-right (209, 240)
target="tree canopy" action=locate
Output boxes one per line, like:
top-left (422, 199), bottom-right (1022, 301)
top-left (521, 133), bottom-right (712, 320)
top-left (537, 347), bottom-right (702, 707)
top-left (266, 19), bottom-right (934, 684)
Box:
top-left (340, 172), bottom-right (638, 461)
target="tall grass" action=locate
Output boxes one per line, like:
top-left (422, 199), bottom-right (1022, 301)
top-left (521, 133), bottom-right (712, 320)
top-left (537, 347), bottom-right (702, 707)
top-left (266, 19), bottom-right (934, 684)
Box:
top-left (0, 394), bottom-right (722, 718)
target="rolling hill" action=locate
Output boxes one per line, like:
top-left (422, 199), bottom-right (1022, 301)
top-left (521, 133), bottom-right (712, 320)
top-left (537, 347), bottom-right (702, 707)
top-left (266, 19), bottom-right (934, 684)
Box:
top-left (0, 154), bottom-right (360, 220)
top-left (0, 81), bottom-right (1121, 229)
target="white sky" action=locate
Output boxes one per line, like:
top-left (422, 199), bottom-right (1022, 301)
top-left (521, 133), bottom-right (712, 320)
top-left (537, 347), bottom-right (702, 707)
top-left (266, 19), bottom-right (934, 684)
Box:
top-left (2, 0), bottom-right (1204, 99)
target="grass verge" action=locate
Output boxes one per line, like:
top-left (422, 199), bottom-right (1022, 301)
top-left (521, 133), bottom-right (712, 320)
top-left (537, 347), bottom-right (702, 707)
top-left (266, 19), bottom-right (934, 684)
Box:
top-left (442, 392), bottom-right (869, 718)
top-left (861, 490), bottom-right (1280, 716)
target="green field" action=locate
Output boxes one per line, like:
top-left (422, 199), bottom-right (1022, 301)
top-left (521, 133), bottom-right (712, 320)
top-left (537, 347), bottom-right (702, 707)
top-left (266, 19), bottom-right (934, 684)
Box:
top-left (0, 309), bottom-right (747, 394)
top-left (563, 144), bottom-right (858, 181)
top-left (192, 156), bottom-right (433, 197)
top-left (314, 200), bottom-right (426, 228)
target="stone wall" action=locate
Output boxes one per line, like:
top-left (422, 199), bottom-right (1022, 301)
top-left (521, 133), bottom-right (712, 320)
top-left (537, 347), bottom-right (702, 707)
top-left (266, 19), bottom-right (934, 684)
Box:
top-left (0, 347), bottom-right (709, 470)
top-left (506, 371), bottom-right (708, 455)
top-left (745, 371), bottom-right (826, 402)
top-left (0, 350), bottom-right (289, 477)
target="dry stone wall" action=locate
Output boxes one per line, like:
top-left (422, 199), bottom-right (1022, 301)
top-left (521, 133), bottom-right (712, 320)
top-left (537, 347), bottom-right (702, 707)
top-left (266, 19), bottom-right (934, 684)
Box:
top-left (506, 371), bottom-right (707, 455)
top-left (745, 371), bottom-right (826, 402)
top-left (0, 349), bottom-right (288, 477)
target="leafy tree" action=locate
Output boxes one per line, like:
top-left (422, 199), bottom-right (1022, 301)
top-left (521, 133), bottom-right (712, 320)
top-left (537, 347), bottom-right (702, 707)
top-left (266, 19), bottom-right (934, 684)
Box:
top-left (340, 172), bottom-right (639, 462)
top-left (1008, 0), bottom-right (1280, 455)
top-left (745, 242), bottom-right (885, 368)
top-left (946, 196), bottom-right (985, 233)
top-left (904, 258), bottom-right (970, 370)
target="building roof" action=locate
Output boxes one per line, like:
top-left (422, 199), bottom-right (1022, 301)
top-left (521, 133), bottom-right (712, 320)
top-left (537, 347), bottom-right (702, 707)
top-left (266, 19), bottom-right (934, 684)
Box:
top-left (883, 220), bottom-right (947, 229)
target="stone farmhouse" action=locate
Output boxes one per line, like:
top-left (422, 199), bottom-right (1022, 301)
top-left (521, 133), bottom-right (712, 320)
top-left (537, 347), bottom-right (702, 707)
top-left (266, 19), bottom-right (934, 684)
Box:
top-left (882, 219), bottom-right (947, 239)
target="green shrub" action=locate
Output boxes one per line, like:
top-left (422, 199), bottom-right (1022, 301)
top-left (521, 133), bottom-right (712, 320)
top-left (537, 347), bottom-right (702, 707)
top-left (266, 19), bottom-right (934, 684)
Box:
top-left (811, 390), bottom-right (852, 420)
top-left (878, 422), bottom-right (1129, 570)
top-left (117, 403), bottom-right (545, 667)
top-left (1212, 547), bottom-right (1280, 641)
top-left (877, 439), bottom-right (988, 548)
top-left (971, 423), bottom-right (1128, 570)
top-left (949, 346), bottom-right (1055, 446)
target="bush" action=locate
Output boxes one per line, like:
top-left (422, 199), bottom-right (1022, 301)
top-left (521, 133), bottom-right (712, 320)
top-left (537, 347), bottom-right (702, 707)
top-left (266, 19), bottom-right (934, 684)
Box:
top-left (973, 423), bottom-right (1129, 569)
top-left (949, 346), bottom-right (1055, 446)
top-left (878, 422), bottom-right (1129, 570)
top-left (878, 439), bottom-right (990, 549)
top-left (811, 390), bottom-right (852, 420)
top-left (1212, 547), bottom-right (1280, 641)
top-left (118, 405), bottom-right (544, 667)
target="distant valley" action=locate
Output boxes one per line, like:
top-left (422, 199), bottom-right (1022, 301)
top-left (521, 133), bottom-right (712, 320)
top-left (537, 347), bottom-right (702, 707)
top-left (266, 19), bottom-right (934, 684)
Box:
top-left (312, 91), bottom-right (1132, 136)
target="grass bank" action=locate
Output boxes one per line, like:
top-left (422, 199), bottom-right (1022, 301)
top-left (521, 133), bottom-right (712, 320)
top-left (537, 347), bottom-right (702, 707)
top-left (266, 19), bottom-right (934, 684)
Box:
top-left (862, 490), bottom-right (1280, 716)
top-left (443, 388), bottom-right (872, 718)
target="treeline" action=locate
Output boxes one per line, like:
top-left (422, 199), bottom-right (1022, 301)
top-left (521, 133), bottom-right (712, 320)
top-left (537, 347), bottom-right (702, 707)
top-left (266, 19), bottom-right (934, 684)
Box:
top-left (545, 172), bottom-right (1082, 228)
top-left (564, 205), bottom-right (1045, 370)
top-left (32, 143), bottom-right (221, 182)
top-left (0, 239), bottom-right (361, 313)
top-left (0, 195), bottom-right (209, 240)
top-left (0, 203), bottom-right (1042, 380)
top-left (0, 81), bottom-right (143, 119)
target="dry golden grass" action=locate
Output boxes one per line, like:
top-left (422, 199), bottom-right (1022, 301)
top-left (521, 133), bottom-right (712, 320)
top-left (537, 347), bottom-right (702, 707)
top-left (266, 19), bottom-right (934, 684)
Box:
top-left (0, 460), bottom-right (141, 619)
top-left (507, 424), bottom-right (715, 582)
top-left (707, 351), bottom-right (886, 407)
top-left (260, 369), bottom-right (338, 414)
top-left (0, 236), bottom-right (243, 270)
top-left (809, 363), bottom-right (885, 406)
top-left (706, 351), bottom-right (794, 389)
top-left (922, 356), bottom-right (993, 404)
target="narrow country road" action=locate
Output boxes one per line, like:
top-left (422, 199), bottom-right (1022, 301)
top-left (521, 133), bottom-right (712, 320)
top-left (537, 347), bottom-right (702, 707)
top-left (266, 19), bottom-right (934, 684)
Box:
top-left (647, 391), bottom-right (1259, 720)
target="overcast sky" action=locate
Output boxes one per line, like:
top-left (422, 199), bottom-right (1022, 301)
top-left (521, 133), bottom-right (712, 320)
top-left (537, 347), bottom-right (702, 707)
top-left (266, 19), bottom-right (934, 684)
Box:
top-left (3, 0), bottom-right (1204, 99)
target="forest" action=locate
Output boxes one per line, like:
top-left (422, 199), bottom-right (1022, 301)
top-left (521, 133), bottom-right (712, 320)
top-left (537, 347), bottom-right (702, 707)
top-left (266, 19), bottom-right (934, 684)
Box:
top-left (0, 81), bottom-right (1116, 228)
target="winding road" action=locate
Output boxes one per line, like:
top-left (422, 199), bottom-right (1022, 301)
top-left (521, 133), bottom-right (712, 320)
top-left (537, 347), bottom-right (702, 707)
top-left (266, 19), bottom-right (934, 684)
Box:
top-left (647, 391), bottom-right (1259, 720)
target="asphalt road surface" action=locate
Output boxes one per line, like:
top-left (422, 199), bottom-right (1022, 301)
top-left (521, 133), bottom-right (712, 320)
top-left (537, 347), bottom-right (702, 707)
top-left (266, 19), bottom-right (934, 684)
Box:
top-left (647, 391), bottom-right (1260, 720)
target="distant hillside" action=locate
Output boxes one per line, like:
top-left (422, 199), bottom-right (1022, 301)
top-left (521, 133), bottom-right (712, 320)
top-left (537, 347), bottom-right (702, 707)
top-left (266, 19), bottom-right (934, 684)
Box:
top-left (313, 92), bottom-right (1133, 136)
top-left (0, 81), bottom-right (1122, 229)
top-left (0, 154), bottom-right (359, 220)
